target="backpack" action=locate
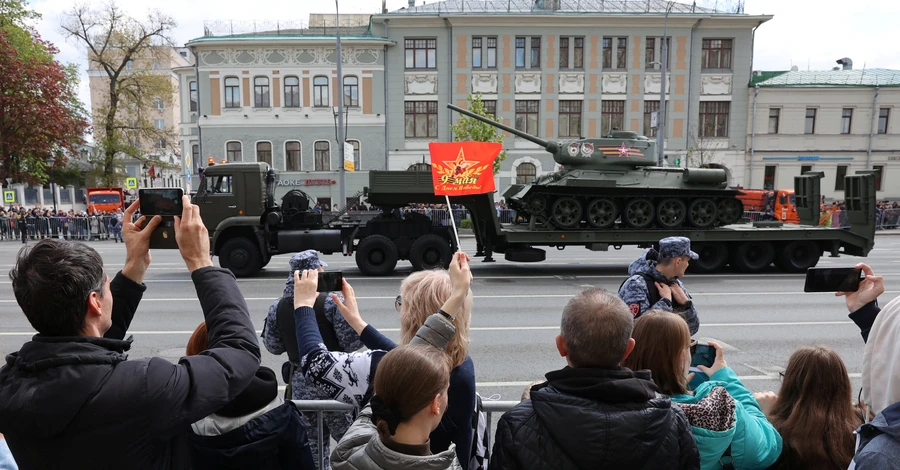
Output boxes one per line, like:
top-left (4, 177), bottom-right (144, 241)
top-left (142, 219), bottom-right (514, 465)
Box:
top-left (468, 393), bottom-right (491, 470)
top-left (275, 292), bottom-right (341, 398)
top-left (618, 272), bottom-right (661, 312)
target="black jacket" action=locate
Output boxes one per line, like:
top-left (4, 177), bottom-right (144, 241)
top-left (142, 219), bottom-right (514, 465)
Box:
top-left (490, 366), bottom-right (699, 470)
top-left (0, 267), bottom-right (261, 470)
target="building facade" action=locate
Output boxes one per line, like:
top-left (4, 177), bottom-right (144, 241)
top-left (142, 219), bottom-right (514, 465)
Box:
top-left (746, 67), bottom-right (900, 200)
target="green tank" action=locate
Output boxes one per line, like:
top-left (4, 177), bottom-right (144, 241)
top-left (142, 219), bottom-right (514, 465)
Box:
top-left (448, 104), bottom-right (743, 229)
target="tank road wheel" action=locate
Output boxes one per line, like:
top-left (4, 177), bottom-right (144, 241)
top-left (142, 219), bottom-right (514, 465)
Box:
top-left (551, 197), bottom-right (583, 229)
top-left (774, 240), bottom-right (821, 273)
top-left (355, 235), bottom-right (399, 276)
top-left (219, 238), bottom-right (263, 278)
top-left (688, 199), bottom-right (718, 228)
top-left (687, 242), bottom-right (729, 274)
top-left (409, 234), bottom-right (452, 271)
top-left (657, 198), bottom-right (687, 229)
top-left (624, 198), bottom-right (655, 229)
top-left (526, 195), bottom-right (548, 215)
top-left (717, 198), bottom-right (744, 225)
top-left (587, 198), bottom-right (618, 229)
top-left (731, 242), bottom-right (775, 273)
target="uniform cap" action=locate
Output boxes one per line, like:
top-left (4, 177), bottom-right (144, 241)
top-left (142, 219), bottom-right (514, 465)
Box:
top-left (658, 236), bottom-right (699, 260)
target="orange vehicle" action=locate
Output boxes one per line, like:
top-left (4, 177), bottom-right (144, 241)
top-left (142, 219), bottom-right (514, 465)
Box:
top-left (736, 189), bottom-right (799, 224)
top-left (86, 187), bottom-right (125, 213)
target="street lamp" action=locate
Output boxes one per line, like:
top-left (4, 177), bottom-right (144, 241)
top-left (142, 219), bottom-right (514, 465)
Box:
top-left (656, 1), bottom-right (675, 166)
top-left (334, 0), bottom-right (347, 210)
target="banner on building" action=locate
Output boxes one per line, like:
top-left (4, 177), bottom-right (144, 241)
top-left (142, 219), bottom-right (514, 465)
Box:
top-left (343, 141), bottom-right (355, 171)
top-left (428, 142), bottom-right (500, 196)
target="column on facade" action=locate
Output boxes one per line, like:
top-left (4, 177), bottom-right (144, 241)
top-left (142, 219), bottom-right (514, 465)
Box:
top-left (35, 184), bottom-right (44, 207)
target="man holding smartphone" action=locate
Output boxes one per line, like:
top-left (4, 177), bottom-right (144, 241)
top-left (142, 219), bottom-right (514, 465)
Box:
top-left (0, 197), bottom-right (261, 469)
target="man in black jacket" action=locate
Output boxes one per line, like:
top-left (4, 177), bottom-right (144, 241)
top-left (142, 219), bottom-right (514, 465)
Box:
top-left (0, 197), bottom-right (261, 470)
top-left (491, 288), bottom-right (699, 470)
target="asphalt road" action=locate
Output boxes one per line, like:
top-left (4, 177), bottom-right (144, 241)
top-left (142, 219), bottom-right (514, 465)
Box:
top-left (2, 234), bottom-right (899, 401)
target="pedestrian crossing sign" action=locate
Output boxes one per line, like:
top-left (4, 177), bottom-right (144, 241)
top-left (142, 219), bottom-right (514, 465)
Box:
top-left (3, 190), bottom-right (14, 203)
top-left (126, 177), bottom-right (138, 189)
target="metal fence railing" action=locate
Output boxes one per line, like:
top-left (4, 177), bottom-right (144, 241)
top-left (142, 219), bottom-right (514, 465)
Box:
top-left (0, 216), bottom-right (124, 242)
top-left (291, 399), bottom-right (518, 470)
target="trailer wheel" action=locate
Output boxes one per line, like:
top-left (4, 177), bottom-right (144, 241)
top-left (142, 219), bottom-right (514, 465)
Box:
top-left (355, 235), bottom-right (399, 276)
top-left (687, 242), bottom-right (729, 274)
top-left (731, 241), bottom-right (775, 273)
top-left (774, 241), bottom-right (820, 272)
top-left (220, 238), bottom-right (263, 278)
top-left (410, 234), bottom-right (452, 271)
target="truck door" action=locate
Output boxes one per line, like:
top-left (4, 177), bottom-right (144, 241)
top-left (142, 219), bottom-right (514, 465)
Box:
top-left (196, 173), bottom-right (241, 233)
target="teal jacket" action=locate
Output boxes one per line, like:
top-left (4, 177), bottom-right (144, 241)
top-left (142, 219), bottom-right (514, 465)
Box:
top-left (672, 367), bottom-right (782, 470)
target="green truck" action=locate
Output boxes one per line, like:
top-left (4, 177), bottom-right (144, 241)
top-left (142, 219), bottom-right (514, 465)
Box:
top-left (194, 162), bottom-right (876, 277)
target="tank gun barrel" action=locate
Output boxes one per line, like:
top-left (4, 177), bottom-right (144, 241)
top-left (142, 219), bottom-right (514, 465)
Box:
top-left (447, 104), bottom-right (558, 154)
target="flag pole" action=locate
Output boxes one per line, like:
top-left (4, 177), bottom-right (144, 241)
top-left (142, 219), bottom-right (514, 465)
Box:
top-left (445, 195), bottom-right (461, 251)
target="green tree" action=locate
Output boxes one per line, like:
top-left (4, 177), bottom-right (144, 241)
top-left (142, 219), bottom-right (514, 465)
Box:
top-left (450, 93), bottom-right (507, 174)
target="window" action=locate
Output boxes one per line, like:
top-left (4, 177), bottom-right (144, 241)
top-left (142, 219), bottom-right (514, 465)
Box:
top-left (699, 102), bottom-right (730, 137)
top-left (645, 37), bottom-right (655, 68)
top-left (835, 165), bottom-right (848, 191)
top-left (314, 141), bottom-right (330, 171)
top-left (153, 97), bottom-right (164, 111)
top-left (874, 165), bottom-right (884, 191)
top-left (645, 37), bottom-right (671, 69)
top-left (224, 77), bottom-right (240, 108)
top-left (559, 37), bottom-right (583, 69)
top-left (644, 101), bottom-right (660, 137)
top-left (842, 108), bottom-right (853, 134)
top-left (256, 142), bottom-right (272, 166)
top-left (602, 37), bottom-right (627, 69)
top-left (531, 37), bottom-right (541, 68)
top-left (516, 162), bottom-right (537, 184)
top-left (801, 165), bottom-right (813, 175)
top-left (515, 37), bottom-right (526, 67)
top-left (285, 141), bottom-right (301, 171)
top-left (559, 100), bottom-right (582, 137)
top-left (404, 101), bottom-right (438, 138)
top-left (879, 108), bottom-right (891, 134)
top-left (313, 76), bottom-right (329, 107)
top-left (284, 76), bottom-right (300, 108)
top-left (602, 38), bottom-right (612, 68)
top-left (559, 37), bottom-right (569, 69)
top-left (482, 100), bottom-right (497, 117)
top-left (701, 39), bottom-right (733, 69)
top-left (226, 141), bottom-right (242, 162)
top-left (191, 144), bottom-right (199, 172)
top-left (601, 100), bottom-right (625, 136)
top-left (616, 38), bottom-right (627, 69)
top-left (343, 76), bottom-right (359, 107)
top-left (155, 138), bottom-right (166, 150)
top-left (574, 37), bottom-right (584, 68)
top-left (472, 37), bottom-right (482, 68)
top-left (125, 60), bottom-right (134, 70)
top-left (486, 37), bottom-right (497, 68)
top-left (254, 77), bottom-right (270, 107)
top-left (805, 108), bottom-right (817, 134)
top-left (151, 60), bottom-right (161, 70)
top-left (206, 175), bottom-right (233, 194)
top-left (515, 100), bottom-right (539, 135)
top-left (154, 119), bottom-right (165, 130)
top-left (768, 108), bottom-right (780, 134)
top-left (405, 38), bottom-right (437, 69)
top-left (348, 140), bottom-right (361, 170)
top-left (189, 81), bottom-right (198, 112)
top-left (764, 165), bottom-right (776, 191)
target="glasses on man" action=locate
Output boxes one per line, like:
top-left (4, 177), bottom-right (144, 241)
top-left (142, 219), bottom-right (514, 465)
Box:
top-left (394, 295), bottom-right (402, 312)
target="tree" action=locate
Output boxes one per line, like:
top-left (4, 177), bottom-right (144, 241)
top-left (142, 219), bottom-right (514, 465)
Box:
top-left (0, 26), bottom-right (89, 185)
top-left (450, 93), bottom-right (507, 174)
top-left (61, 2), bottom-right (177, 187)
top-left (686, 124), bottom-right (719, 168)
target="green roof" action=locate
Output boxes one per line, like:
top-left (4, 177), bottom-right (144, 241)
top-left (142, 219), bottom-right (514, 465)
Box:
top-left (753, 69), bottom-right (900, 88)
top-left (749, 71), bottom-right (788, 86)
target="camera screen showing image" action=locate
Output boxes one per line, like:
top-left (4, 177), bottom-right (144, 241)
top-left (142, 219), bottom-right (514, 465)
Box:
top-left (139, 188), bottom-right (184, 216)
top-left (803, 267), bottom-right (863, 293)
top-left (317, 271), bottom-right (343, 292)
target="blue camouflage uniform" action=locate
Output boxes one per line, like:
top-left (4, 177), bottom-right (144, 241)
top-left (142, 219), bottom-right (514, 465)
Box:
top-left (618, 236), bottom-right (700, 335)
top-left (260, 250), bottom-right (363, 469)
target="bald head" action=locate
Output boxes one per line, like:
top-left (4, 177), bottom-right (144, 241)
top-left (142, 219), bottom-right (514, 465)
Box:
top-left (560, 288), bottom-right (634, 367)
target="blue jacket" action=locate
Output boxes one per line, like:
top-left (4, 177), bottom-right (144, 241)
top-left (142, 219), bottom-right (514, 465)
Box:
top-left (852, 402), bottom-right (900, 469)
top-left (672, 367), bottom-right (782, 470)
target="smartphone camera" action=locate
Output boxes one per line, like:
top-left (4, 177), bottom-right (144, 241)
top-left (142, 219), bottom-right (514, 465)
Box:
top-left (139, 188), bottom-right (184, 217)
top-left (317, 271), bottom-right (343, 292)
top-left (804, 268), bottom-right (863, 293)
top-left (690, 343), bottom-right (716, 368)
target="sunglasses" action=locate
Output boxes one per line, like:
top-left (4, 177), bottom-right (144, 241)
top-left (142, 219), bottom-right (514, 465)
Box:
top-left (395, 295), bottom-right (402, 312)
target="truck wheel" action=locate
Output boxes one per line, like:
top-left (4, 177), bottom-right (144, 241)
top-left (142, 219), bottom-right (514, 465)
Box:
top-left (410, 234), bottom-right (452, 271)
top-left (355, 235), bottom-right (398, 276)
top-left (774, 241), bottom-right (820, 273)
top-left (687, 242), bottom-right (728, 274)
top-left (220, 238), bottom-right (263, 278)
top-left (730, 242), bottom-right (775, 273)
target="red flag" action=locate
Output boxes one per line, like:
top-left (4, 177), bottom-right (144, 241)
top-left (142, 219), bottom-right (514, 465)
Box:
top-left (428, 142), bottom-right (500, 196)
top-left (148, 165), bottom-right (156, 179)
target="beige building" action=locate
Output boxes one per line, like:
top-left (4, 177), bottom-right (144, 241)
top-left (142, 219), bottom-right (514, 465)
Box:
top-left (746, 66), bottom-right (900, 200)
top-left (88, 47), bottom-right (192, 188)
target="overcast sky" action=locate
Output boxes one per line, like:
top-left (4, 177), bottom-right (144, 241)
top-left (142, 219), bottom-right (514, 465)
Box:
top-left (27, 0), bottom-right (900, 119)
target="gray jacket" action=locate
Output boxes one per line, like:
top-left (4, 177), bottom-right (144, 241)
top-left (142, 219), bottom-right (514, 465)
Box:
top-left (852, 402), bottom-right (900, 469)
top-left (331, 406), bottom-right (461, 470)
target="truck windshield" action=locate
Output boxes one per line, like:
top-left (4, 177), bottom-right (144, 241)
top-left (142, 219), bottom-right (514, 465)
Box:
top-left (90, 194), bottom-right (121, 204)
top-left (790, 194), bottom-right (796, 205)
top-left (201, 175), bottom-right (233, 194)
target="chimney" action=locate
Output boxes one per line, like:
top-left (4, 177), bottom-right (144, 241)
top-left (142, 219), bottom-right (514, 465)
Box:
top-left (836, 58), bottom-right (853, 70)
top-left (408, 0), bottom-right (415, 7)
top-left (383, 0), bottom-right (387, 13)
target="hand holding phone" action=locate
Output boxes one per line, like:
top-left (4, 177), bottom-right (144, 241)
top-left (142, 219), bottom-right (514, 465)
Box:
top-left (317, 271), bottom-right (343, 292)
top-left (804, 267), bottom-right (863, 293)
top-left (836, 263), bottom-right (886, 312)
top-left (690, 342), bottom-right (716, 368)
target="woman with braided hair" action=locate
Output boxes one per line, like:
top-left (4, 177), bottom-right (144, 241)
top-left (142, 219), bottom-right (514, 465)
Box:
top-left (331, 344), bottom-right (461, 469)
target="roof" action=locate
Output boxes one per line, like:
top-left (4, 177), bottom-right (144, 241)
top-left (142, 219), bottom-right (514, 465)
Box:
top-left (753, 69), bottom-right (900, 88)
top-left (749, 71), bottom-right (788, 86)
top-left (189, 20), bottom-right (388, 44)
top-left (386, 0), bottom-right (738, 15)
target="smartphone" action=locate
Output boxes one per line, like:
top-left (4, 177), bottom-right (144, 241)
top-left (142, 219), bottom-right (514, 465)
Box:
top-left (139, 188), bottom-right (184, 216)
top-left (317, 271), bottom-right (343, 292)
top-left (691, 343), bottom-right (716, 368)
top-left (804, 267), bottom-right (863, 293)
top-left (148, 217), bottom-right (178, 250)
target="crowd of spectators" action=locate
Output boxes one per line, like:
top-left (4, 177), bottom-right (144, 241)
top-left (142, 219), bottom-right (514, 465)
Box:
top-left (0, 206), bottom-right (125, 242)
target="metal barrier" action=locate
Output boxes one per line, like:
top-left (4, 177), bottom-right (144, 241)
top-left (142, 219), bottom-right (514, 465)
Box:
top-left (0, 216), bottom-right (123, 242)
top-left (877, 208), bottom-right (900, 230)
top-left (291, 399), bottom-right (518, 469)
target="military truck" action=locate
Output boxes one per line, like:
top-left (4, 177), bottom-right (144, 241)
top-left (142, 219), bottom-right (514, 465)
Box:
top-left (196, 161), bottom-right (876, 277)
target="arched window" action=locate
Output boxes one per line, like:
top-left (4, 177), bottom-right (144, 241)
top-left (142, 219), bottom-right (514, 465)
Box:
top-left (224, 77), bottom-right (240, 108)
top-left (254, 77), bottom-right (270, 107)
top-left (516, 162), bottom-right (536, 184)
top-left (226, 141), bottom-right (242, 162)
top-left (284, 76), bottom-right (300, 108)
top-left (256, 142), bottom-right (272, 166)
top-left (313, 76), bottom-right (329, 107)
top-left (314, 141), bottom-right (330, 171)
top-left (191, 144), bottom-right (199, 172)
top-left (343, 76), bottom-right (359, 107)
top-left (285, 141), bottom-right (301, 171)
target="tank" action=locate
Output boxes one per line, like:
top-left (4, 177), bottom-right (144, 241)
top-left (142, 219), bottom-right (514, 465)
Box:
top-left (448, 104), bottom-right (744, 230)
